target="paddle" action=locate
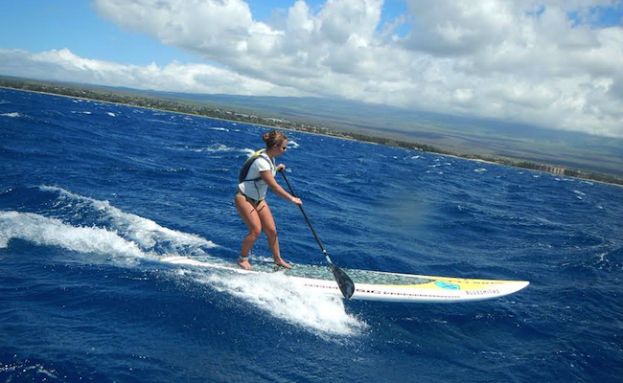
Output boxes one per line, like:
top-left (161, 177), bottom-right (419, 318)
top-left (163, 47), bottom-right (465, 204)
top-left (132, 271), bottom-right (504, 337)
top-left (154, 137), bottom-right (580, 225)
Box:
top-left (279, 170), bottom-right (355, 299)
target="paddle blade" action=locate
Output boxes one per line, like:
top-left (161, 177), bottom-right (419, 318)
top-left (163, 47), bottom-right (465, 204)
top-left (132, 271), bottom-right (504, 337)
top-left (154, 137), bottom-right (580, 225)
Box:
top-left (331, 265), bottom-right (355, 299)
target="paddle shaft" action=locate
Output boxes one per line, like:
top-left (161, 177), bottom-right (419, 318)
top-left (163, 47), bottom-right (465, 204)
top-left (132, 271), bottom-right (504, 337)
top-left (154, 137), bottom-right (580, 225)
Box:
top-left (280, 171), bottom-right (332, 263)
top-left (279, 170), bottom-right (355, 299)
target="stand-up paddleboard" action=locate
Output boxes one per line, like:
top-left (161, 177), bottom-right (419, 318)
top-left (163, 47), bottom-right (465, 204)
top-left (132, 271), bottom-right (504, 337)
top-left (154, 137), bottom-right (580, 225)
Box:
top-left (162, 256), bottom-right (529, 303)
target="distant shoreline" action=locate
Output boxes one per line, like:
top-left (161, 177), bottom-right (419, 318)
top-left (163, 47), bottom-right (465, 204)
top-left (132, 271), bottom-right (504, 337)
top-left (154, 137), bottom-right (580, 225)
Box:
top-left (1, 76), bottom-right (622, 187)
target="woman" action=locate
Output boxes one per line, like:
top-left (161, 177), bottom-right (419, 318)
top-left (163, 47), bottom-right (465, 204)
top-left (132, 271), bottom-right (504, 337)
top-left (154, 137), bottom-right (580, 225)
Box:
top-left (235, 130), bottom-right (302, 270)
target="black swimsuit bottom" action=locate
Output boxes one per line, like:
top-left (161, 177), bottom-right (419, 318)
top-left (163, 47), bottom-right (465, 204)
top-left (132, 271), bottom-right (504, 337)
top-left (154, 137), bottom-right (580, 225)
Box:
top-left (236, 190), bottom-right (264, 208)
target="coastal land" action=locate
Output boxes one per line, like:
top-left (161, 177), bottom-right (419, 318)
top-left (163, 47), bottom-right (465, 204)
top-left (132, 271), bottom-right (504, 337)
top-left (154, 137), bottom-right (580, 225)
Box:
top-left (1, 75), bottom-right (622, 186)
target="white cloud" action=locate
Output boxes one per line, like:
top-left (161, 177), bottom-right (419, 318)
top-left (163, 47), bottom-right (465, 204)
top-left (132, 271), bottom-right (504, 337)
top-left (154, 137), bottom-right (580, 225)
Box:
top-left (3, 0), bottom-right (623, 137)
top-left (89, 0), bottom-right (623, 137)
top-left (0, 48), bottom-right (300, 96)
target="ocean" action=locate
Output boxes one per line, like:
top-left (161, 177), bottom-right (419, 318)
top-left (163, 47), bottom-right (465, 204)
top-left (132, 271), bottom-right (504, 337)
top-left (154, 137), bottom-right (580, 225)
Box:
top-left (1, 87), bottom-right (622, 382)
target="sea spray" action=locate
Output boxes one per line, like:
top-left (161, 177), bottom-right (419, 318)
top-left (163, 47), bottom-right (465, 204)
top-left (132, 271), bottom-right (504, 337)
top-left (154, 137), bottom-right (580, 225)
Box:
top-left (0, 211), bottom-right (146, 261)
top-left (39, 185), bottom-right (215, 254)
top-left (189, 269), bottom-right (368, 337)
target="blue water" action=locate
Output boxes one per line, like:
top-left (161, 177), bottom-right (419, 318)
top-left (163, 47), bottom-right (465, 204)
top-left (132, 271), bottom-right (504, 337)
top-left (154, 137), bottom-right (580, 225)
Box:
top-left (1, 88), bottom-right (622, 382)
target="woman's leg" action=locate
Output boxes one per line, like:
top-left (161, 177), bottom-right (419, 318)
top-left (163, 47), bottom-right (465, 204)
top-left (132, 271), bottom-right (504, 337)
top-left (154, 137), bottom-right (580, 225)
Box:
top-left (256, 201), bottom-right (291, 269)
top-left (235, 193), bottom-right (262, 270)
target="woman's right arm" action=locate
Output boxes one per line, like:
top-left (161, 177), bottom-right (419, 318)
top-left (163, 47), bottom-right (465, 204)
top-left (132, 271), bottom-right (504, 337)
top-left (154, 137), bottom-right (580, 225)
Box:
top-left (260, 171), bottom-right (302, 205)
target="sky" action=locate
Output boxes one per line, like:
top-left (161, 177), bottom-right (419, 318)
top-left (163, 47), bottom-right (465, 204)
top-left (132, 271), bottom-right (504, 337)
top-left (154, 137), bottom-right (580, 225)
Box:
top-left (1, 0), bottom-right (622, 138)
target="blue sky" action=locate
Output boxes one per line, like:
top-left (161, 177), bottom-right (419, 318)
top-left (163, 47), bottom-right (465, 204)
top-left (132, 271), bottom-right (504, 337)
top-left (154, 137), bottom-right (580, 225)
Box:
top-left (1, 0), bottom-right (622, 137)
top-left (0, 1), bottom-right (195, 65)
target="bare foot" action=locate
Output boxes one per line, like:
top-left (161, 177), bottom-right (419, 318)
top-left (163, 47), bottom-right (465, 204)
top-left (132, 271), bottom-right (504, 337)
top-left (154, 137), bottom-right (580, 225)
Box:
top-left (274, 258), bottom-right (292, 270)
top-left (238, 257), bottom-right (252, 270)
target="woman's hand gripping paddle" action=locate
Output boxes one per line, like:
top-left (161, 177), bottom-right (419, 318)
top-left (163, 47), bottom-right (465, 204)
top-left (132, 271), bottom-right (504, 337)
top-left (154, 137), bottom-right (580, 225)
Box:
top-left (280, 170), bottom-right (355, 299)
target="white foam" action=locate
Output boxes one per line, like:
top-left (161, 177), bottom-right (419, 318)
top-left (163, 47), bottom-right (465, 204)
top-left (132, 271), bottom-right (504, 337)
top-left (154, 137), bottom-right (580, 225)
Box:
top-left (1, 187), bottom-right (365, 336)
top-left (0, 361), bottom-right (58, 380)
top-left (1, 112), bottom-right (22, 118)
top-left (161, 255), bottom-right (367, 336)
top-left (0, 210), bottom-right (365, 336)
top-left (193, 270), bottom-right (367, 337)
top-left (38, 185), bottom-right (215, 253)
top-left (107, 112), bottom-right (116, 117)
top-left (181, 143), bottom-right (247, 154)
top-left (203, 143), bottom-right (236, 153)
top-left (0, 211), bottom-right (147, 260)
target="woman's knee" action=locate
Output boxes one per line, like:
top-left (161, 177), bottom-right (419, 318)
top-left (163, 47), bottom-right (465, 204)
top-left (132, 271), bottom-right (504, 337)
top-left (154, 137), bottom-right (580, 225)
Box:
top-left (263, 226), bottom-right (277, 240)
top-left (247, 226), bottom-right (262, 239)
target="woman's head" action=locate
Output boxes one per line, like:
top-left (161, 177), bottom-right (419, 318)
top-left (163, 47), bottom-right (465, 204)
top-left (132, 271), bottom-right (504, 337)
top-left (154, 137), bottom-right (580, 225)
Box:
top-left (262, 130), bottom-right (288, 151)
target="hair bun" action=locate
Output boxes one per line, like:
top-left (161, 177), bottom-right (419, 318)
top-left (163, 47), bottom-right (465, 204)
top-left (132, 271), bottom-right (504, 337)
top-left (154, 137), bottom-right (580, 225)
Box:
top-left (262, 130), bottom-right (287, 148)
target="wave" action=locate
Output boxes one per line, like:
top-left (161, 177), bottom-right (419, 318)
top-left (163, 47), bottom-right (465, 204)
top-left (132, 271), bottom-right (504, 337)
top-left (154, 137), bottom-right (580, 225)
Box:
top-left (174, 141), bottom-right (299, 155)
top-left (169, 143), bottom-right (248, 155)
top-left (38, 185), bottom-right (214, 254)
top-left (201, 143), bottom-right (238, 153)
top-left (0, 211), bottom-right (148, 261)
top-left (1, 112), bottom-right (22, 118)
top-left (0, 360), bottom-right (59, 381)
top-left (174, 265), bottom-right (366, 337)
top-left (0, 186), bottom-right (364, 336)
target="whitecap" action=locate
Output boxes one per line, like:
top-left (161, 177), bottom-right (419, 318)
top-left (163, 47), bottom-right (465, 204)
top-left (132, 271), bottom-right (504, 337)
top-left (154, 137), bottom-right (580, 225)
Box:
top-left (0, 210), bottom-right (147, 261)
top-left (1, 112), bottom-right (22, 118)
top-left (107, 112), bottom-right (116, 117)
top-left (203, 143), bottom-right (236, 153)
top-left (0, 361), bottom-right (58, 380)
top-left (183, 143), bottom-right (246, 154)
top-left (38, 185), bottom-right (215, 253)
